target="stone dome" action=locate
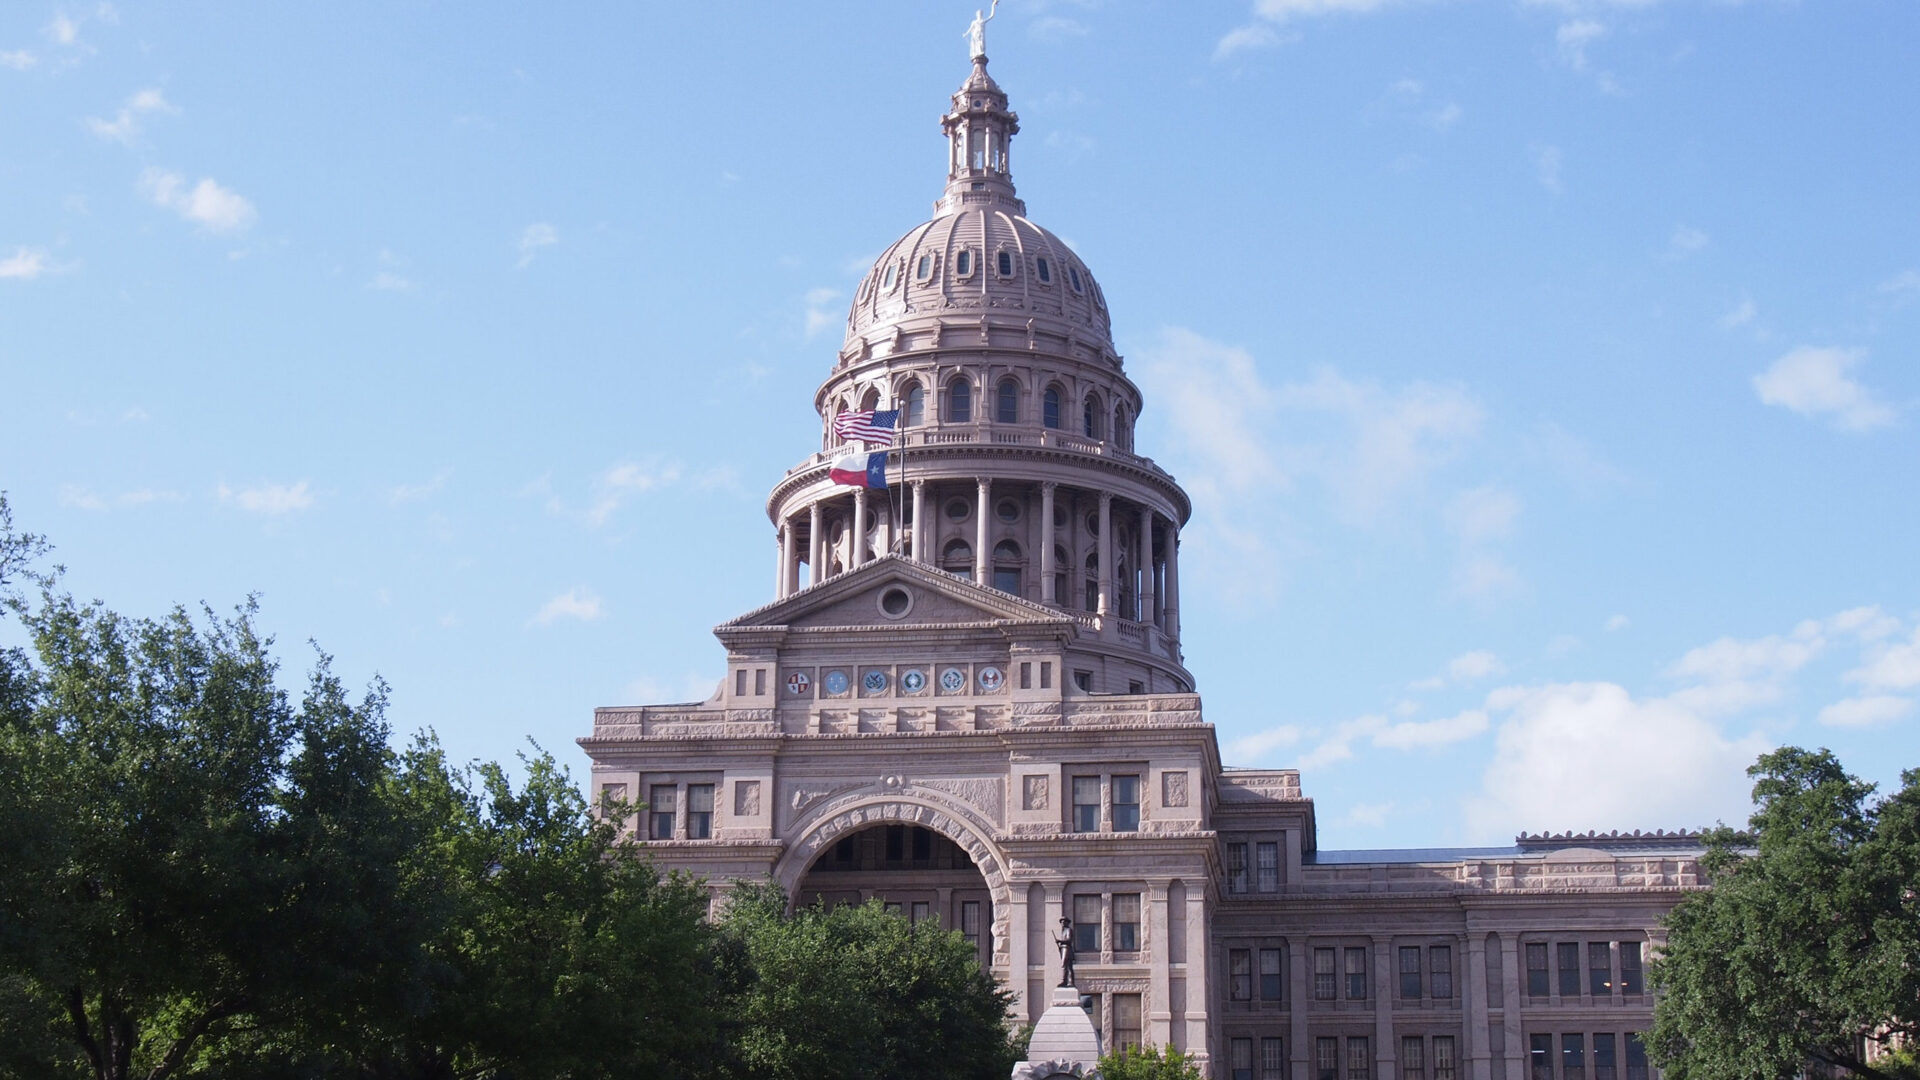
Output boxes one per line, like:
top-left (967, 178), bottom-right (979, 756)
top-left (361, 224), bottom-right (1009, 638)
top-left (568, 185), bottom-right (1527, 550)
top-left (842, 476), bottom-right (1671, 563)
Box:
top-left (845, 210), bottom-right (1114, 350)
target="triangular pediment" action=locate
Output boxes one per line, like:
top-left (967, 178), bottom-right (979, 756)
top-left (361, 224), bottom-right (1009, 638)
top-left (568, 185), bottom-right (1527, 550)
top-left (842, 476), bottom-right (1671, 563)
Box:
top-left (717, 555), bottom-right (1078, 635)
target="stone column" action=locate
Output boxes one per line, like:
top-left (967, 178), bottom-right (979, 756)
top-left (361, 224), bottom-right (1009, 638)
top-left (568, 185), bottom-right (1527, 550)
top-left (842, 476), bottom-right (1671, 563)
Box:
top-left (1165, 524), bottom-right (1181, 639)
top-left (911, 480), bottom-right (927, 562)
top-left (1182, 889), bottom-right (1210, 1068)
top-left (1375, 936), bottom-right (1396, 1080)
top-left (1290, 942), bottom-right (1310, 1080)
top-left (1467, 933), bottom-right (1492, 1080)
top-left (808, 502), bottom-right (824, 585)
top-left (775, 520), bottom-right (789, 598)
top-left (1096, 493), bottom-right (1113, 616)
top-left (1137, 506), bottom-right (1154, 622)
top-left (1147, 882), bottom-right (1172, 1048)
top-left (975, 477), bottom-right (991, 585)
top-left (1040, 482), bottom-right (1058, 604)
top-left (852, 489), bottom-right (868, 569)
top-left (1500, 934), bottom-right (1526, 1080)
top-left (1008, 884), bottom-right (1031, 1022)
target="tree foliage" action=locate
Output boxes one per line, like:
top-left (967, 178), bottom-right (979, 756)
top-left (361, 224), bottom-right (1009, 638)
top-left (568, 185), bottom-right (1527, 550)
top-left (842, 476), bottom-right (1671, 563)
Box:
top-left (1650, 747), bottom-right (1920, 1080)
top-left (1099, 1043), bottom-right (1205, 1080)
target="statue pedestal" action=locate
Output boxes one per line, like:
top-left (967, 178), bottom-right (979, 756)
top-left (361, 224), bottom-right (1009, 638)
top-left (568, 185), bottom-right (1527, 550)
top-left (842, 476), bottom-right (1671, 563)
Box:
top-left (1011, 986), bottom-right (1103, 1079)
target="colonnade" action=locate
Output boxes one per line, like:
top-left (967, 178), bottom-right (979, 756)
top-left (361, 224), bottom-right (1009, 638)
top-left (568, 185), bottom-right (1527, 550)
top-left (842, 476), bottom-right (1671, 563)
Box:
top-left (772, 477), bottom-right (1181, 640)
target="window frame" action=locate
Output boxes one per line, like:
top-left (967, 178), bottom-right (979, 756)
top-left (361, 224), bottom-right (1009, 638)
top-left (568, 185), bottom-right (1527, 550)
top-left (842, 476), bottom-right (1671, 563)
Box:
top-left (996, 377), bottom-right (1020, 423)
top-left (946, 376), bottom-right (973, 423)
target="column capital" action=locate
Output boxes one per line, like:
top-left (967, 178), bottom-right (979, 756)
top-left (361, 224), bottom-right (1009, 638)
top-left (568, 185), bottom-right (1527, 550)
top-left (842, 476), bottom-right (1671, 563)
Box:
top-left (1041, 479), bottom-right (1058, 492)
top-left (1098, 490), bottom-right (1113, 508)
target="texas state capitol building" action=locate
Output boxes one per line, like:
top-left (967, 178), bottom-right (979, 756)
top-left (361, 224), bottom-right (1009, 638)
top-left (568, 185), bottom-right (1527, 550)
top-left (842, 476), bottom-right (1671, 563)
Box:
top-left (580, 36), bottom-right (1705, 1080)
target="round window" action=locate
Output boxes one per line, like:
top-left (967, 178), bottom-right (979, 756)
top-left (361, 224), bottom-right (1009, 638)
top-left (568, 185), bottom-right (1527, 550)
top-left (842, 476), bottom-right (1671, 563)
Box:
top-left (878, 586), bottom-right (913, 619)
top-left (1085, 513), bottom-right (1100, 537)
top-left (945, 498), bottom-right (971, 521)
top-left (996, 499), bottom-right (1021, 523)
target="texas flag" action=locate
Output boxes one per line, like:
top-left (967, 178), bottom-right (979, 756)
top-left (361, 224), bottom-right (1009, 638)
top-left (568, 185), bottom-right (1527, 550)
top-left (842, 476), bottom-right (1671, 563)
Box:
top-left (828, 449), bottom-right (887, 489)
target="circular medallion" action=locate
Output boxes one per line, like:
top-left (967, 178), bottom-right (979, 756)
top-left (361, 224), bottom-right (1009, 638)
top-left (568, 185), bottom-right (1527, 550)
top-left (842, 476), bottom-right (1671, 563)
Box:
top-left (939, 667), bottom-right (967, 693)
top-left (823, 669), bottom-right (850, 696)
top-left (901, 669), bottom-right (927, 694)
top-left (862, 670), bottom-right (889, 693)
top-left (787, 671), bottom-right (811, 696)
top-left (977, 666), bottom-right (1005, 692)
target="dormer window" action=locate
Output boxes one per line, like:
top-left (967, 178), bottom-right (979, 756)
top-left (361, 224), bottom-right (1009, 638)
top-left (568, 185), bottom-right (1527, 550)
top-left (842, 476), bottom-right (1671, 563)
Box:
top-left (915, 252), bottom-right (935, 283)
top-left (1068, 266), bottom-right (1084, 293)
top-left (880, 261), bottom-right (899, 291)
top-left (955, 250), bottom-right (974, 278)
top-left (1036, 257), bottom-right (1052, 285)
top-left (997, 250), bottom-right (1015, 278)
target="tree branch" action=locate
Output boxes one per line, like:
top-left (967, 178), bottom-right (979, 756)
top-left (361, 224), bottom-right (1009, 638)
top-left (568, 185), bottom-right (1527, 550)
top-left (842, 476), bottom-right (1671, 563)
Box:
top-left (1809, 1046), bottom-right (1895, 1080)
top-left (65, 988), bottom-right (107, 1080)
top-left (145, 998), bottom-right (243, 1080)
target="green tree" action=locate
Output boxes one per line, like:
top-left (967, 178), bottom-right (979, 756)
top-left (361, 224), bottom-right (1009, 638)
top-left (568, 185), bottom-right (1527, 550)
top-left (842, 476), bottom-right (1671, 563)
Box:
top-left (1099, 1043), bottom-right (1205, 1080)
top-left (1650, 747), bottom-right (1920, 1080)
top-left (714, 885), bottom-right (1018, 1080)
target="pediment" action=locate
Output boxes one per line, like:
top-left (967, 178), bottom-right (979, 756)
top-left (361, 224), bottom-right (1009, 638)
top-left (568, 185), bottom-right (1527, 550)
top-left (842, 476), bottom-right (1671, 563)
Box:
top-left (717, 555), bottom-right (1078, 635)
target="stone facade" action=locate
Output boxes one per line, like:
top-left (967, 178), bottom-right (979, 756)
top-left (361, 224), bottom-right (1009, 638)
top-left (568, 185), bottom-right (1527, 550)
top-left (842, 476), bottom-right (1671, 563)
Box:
top-left (581, 43), bottom-right (1700, 1080)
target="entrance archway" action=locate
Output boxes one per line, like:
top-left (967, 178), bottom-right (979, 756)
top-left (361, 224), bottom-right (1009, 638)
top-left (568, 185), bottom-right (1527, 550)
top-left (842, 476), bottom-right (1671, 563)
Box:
top-left (796, 821), bottom-right (993, 969)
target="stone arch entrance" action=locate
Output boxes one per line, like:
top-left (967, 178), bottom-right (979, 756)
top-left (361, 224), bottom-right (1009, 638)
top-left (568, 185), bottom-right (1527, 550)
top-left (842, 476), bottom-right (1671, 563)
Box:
top-left (772, 790), bottom-right (1015, 975)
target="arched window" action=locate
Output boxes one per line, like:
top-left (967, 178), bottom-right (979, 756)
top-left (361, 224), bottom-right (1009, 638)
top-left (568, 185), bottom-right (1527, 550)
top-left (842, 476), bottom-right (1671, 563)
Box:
top-left (1114, 404), bottom-right (1132, 450)
top-left (860, 388), bottom-right (880, 412)
top-left (947, 377), bottom-right (973, 423)
top-left (1068, 265), bottom-right (1084, 293)
top-left (997, 250), bottom-right (1014, 277)
top-left (942, 539), bottom-right (973, 578)
top-left (996, 378), bottom-right (1019, 424)
top-left (1043, 386), bottom-right (1062, 429)
top-left (1083, 394), bottom-right (1104, 439)
top-left (915, 252), bottom-right (934, 282)
top-left (993, 540), bottom-right (1022, 595)
top-left (1036, 256), bottom-right (1052, 284)
top-left (880, 261), bottom-right (898, 291)
top-left (1054, 545), bottom-right (1070, 606)
top-left (904, 383), bottom-right (925, 427)
top-left (1083, 551), bottom-right (1100, 613)
top-left (955, 249), bottom-right (974, 277)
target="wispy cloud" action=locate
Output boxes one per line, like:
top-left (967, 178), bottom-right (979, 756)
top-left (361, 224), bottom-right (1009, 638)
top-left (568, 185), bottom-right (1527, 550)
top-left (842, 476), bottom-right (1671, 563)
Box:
top-left (44, 10), bottom-right (80, 46)
top-left (516, 222), bottom-right (558, 268)
top-left (0, 247), bottom-right (50, 280)
top-left (86, 87), bottom-right (177, 145)
top-left (1719, 297), bottom-right (1756, 330)
top-left (1752, 346), bottom-right (1895, 432)
top-left (0, 49), bottom-right (37, 70)
top-left (1556, 18), bottom-right (1605, 70)
top-left (60, 485), bottom-right (185, 511)
top-left (533, 587), bottom-right (603, 626)
top-left (1818, 694), bottom-right (1913, 729)
top-left (1665, 224), bottom-right (1710, 259)
top-left (138, 168), bottom-right (257, 233)
top-left (367, 248), bottom-right (414, 291)
top-left (804, 286), bottom-right (842, 338)
top-left (1531, 144), bottom-right (1563, 194)
top-left (217, 480), bottom-right (313, 514)
top-left (388, 471), bottom-right (448, 504)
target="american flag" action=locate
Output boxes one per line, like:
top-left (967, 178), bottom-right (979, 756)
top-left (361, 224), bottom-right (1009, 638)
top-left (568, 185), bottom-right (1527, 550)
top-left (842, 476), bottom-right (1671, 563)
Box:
top-left (832, 409), bottom-right (900, 444)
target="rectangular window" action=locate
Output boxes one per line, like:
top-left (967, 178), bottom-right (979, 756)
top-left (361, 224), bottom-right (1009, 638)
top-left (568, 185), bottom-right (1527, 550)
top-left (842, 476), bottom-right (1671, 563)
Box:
top-left (1589, 943), bottom-right (1613, 997)
top-left (1430, 945), bottom-right (1453, 999)
top-left (1563, 1035), bottom-right (1587, 1080)
top-left (1072, 894), bottom-right (1102, 954)
top-left (1073, 776), bottom-right (1102, 832)
top-left (1531, 1035), bottom-right (1554, 1080)
top-left (910, 900), bottom-right (932, 925)
top-left (1403, 1036), bottom-right (1426, 1080)
top-left (735, 669), bottom-right (747, 696)
top-left (1041, 661), bottom-right (1052, 689)
top-left (1233, 1038), bottom-right (1256, 1080)
top-left (1228, 842), bottom-right (1250, 895)
top-left (1557, 942), bottom-right (1581, 997)
top-left (1346, 946), bottom-right (1368, 1000)
top-left (1257, 841), bottom-right (1281, 891)
top-left (1113, 993), bottom-right (1142, 1052)
top-left (1594, 1034), bottom-right (1617, 1080)
top-left (1317, 1038), bottom-right (1340, 1080)
top-left (649, 784), bottom-right (676, 840)
top-left (1620, 942), bottom-right (1644, 996)
top-left (1263, 1037), bottom-right (1286, 1080)
top-left (1260, 947), bottom-right (1284, 1001)
top-left (912, 826), bottom-right (932, 861)
top-left (1400, 946), bottom-right (1423, 1000)
top-left (599, 782), bottom-right (627, 808)
top-left (1112, 774), bottom-right (1141, 831)
top-left (1625, 1034), bottom-right (1648, 1080)
top-left (754, 668), bottom-right (766, 695)
top-left (1020, 662), bottom-right (1032, 689)
top-left (1433, 1037), bottom-right (1456, 1080)
top-left (1314, 947), bottom-right (1337, 1000)
top-left (885, 824), bottom-right (905, 861)
top-left (1526, 943), bottom-right (1550, 997)
top-left (960, 900), bottom-right (981, 948)
top-left (1230, 948), bottom-right (1253, 1001)
top-left (884, 901), bottom-right (903, 915)
top-left (686, 783), bottom-right (713, 839)
top-left (1113, 893), bottom-right (1141, 952)
top-left (1347, 1036), bottom-right (1371, 1080)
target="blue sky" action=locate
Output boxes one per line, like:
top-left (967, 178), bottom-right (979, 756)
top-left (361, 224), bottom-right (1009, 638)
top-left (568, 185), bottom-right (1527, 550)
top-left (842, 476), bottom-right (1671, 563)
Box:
top-left (3, 1), bottom-right (1916, 850)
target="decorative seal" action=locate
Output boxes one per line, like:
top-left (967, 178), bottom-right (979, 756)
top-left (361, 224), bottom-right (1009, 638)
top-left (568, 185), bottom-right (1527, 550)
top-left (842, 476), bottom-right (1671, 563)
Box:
top-left (862, 670), bottom-right (889, 693)
top-left (786, 671), bottom-right (811, 696)
top-left (823, 669), bottom-right (850, 696)
top-left (901, 668), bottom-right (928, 694)
top-left (940, 666), bottom-right (967, 693)
top-left (978, 665), bottom-right (1005, 692)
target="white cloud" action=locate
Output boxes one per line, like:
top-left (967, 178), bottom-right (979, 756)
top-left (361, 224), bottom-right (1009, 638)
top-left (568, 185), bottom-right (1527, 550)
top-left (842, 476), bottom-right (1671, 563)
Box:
top-left (1445, 486), bottom-right (1520, 543)
top-left (1374, 708), bottom-right (1490, 749)
top-left (516, 222), bottom-right (558, 268)
top-left (1448, 650), bottom-right (1506, 682)
top-left (44, 11), bottom-right (79, 45)
top-left (369, 271), bottom-right (413, 291)
top-left (1532, 144), bottom-right (1563, 194)
top-left (1752, 346), bottom-right (1895, 432)
top-left (138, 168), bottom-right (257, 233)
top-left (1879, 269), bottom-right (1920, 303)
top-left (388, 471), bottom-right (448, 504)
top-left (1817, 694), bottom-right (1913, 729)
top-left (804, 286), bottom-right (842, 338)
top-left (1605, 614), bottom-right (1630, 632)
top-left (0, 247), bottom-right (49, 280)
top-left (1827, 605), bottom-right (1901, 643)
top-left (1430, 102), bottom-right (1463, 131)
top-left (1466, 681), bottom-right (1766, 841)
top-left (533, 587), bottom-right (604, 626)
top-left (86, 86), bottom-right (177, 144)
top-left (1556, 18), bottom-right (1605, 70)
top-left (0, 50), bottom-right (36, 70)
top-left (1666, 224), bottom-right (1710, 259)
top-left (1526, 421), bottom-right (1633, 493)
top-left (57, 486), bottom-right (106, 511)
top-left (1343, 801), bottom-right (1395, 828)
top-left (1224, 724), bottom-right (1307, 763)
top-left (1453, 554), bottom-right (1525, 602)
top-left (624, 671), bottom-right (721, 705)
top-left (217, 480), bottom-right (313, 514)
top-left (1254, 0), bottom-right (1403, 17)
top-left (1719, 297), bottom-right (1756, 330)
top-left (1273, 367), bottom-right (1484, 523)
top-left (1213, 23), bottom-right (1284, 59)
top-left (1847, 626), bottom-right (1920, 691)
top-left (1144, 328), bottom-right (1283, 494)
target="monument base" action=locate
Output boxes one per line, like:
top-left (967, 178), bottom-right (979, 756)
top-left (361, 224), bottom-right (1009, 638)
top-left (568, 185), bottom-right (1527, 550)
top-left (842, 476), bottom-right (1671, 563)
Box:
top-left (1011, 986), bottom-right (1103, 1079)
